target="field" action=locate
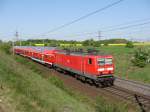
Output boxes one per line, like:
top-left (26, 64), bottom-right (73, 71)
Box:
top-left (99, 46), bottom-right (150, 84)
top-left (107, 42), bottom-right (150, 46)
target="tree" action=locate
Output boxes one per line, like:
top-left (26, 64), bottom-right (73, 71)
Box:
top-left (82, 39), bottom-right (95, 46)
top-left (126, 41), bottom-right (134, 48)
top-left (93, 41), bottom-right (101, 47)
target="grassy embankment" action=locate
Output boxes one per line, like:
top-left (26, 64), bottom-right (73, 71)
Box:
top-left (0, 45), bottom-right (129, 112)
top-left (99, 46), bottom-right (150, 84)
top-left (0, 50), bottom-right (94, 112)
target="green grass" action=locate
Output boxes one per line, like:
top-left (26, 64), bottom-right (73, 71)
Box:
top-left (0, 50), bottom-right (95, 112)
top-left (99, 46), bottom-right (150, 83)
top-left (95, 97), bottom-right (128, 112)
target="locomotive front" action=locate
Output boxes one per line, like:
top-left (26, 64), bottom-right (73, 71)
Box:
top-left (96, 55), bottom-right (115, 86)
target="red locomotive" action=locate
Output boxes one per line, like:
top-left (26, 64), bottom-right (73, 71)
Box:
top-left (14, 46), bottom-right (115, 87)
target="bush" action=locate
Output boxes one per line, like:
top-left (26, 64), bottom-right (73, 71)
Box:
top-left (0, 43), bottom-right (11, 54)
top-left (104, 42), bottom-right (108, 46)
top-left (132, 47), bottom-right (150, 67)
top-left (126, 41), bottom-right (134, 48)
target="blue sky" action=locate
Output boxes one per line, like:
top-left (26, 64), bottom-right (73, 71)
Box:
top-left (0, 0), bottom-right (150, 41)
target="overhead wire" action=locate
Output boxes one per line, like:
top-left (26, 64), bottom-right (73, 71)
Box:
top-left (41, 17), bottom-right (150, 38)
top-left (15, 0), bottom-right (150, 41)
top-left (53, 20), bottom-right (150, 38)
top-left (102, 21), bottom-right (150, 32)
top-left (39, 0), bottom-right (124, 35)
top-left (21, 18), bottom-right (150, 40)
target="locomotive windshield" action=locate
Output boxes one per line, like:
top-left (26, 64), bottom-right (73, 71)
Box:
top-left (98, 58), bottom-right (105, 65)
top-left (105, 58), bottom-right (112, 64)
top-left (97, 58), bottom-right (112, 65)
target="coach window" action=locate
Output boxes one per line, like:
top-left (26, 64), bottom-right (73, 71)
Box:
top-left (88, 58), bottom-right (92, 64)
top-left (45, 55), bottom-right (48, 58)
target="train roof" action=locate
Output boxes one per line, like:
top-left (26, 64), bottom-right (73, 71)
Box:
top-left (14, 46), bottom-right (57, 52)
top-left (14, 46), bottom-right (112, 57)
top-left (57, 50), bottom-right (111, 57)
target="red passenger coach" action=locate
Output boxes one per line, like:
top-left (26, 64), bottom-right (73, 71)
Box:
top-left (54, 51), bottom-right (115, 86)
top-left (14, 46), bottom-right (57, 66)
top-left (42, 49), bottom-right (57, 66)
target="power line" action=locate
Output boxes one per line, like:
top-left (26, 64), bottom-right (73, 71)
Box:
top-left (103, 21), bottom-right (150, 32)
top-left (11, 17), bottom-right (150, 38)
top-left (97, 17), bottom-right (150, 30)
top-left (41, 0), bottom-right (124, 35)
top-left (43, 18), bottom-right (150, 38)
top-left (57, 21), bottom-right (150, 38)
top-left (74, 20), bottom-right (150, 36)
top-left (23, 18), bottom-right (150, 40)
top-left (103, 27), bottom-right (150, 35)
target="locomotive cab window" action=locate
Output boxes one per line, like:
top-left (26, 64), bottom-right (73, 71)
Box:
top-left (88, 58), bottom-right (92, 64)
top-left (97, 58), bottom-right (112, 65)
top-left (97, 58), bottom-right (105, 65)
top-left (105, 58), bottom-right (112, 65)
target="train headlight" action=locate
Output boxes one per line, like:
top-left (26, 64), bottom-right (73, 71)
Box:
top-left (107, 67), bottom-right (113, 70)
top-left (98, 68), bottom-right (105, 72)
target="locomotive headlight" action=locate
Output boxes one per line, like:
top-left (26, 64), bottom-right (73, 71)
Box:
top-left (98, 68), bottom-right (105, 71)
top-left (107, 67), bottom-right (113, 70)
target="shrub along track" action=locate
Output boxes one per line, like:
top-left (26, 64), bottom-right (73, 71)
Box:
top-left (17, 56), bottom-right (150, 112)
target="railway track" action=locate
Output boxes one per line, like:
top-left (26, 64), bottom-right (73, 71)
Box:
top-left (115, 77), bottom-right (150, 97)
top-left (101, 86), bottom-right (150, 112)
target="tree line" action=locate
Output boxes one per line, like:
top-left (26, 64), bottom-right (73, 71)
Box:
top-left (6, 38), bottom-right (128, 47)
